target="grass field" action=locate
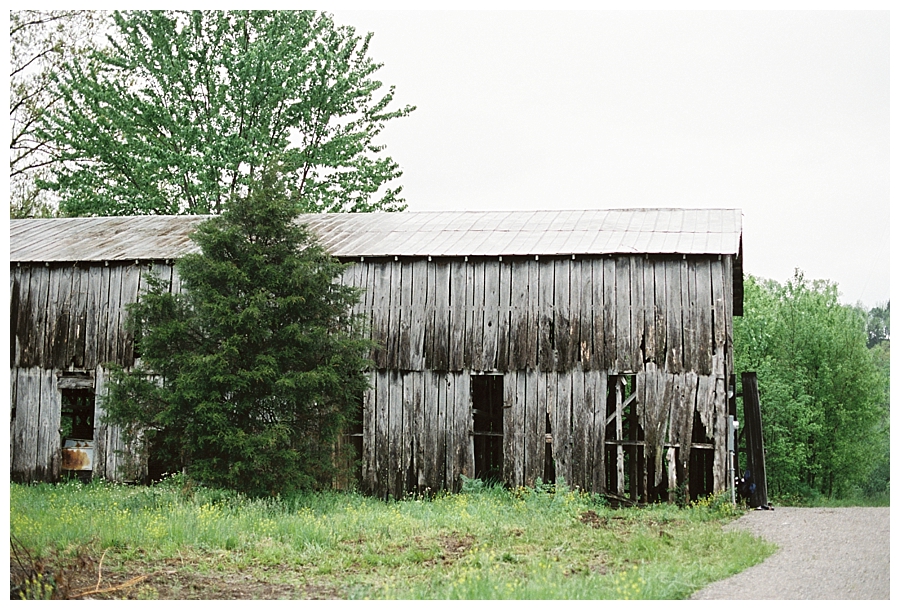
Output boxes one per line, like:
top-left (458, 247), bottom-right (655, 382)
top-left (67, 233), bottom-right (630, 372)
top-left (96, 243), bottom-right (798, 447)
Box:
top-left (10, 476), bottom-right (775, 600)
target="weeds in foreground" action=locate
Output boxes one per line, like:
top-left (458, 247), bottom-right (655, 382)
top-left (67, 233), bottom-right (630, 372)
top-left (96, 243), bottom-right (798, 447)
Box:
top-left (10, 479), bottom-right (773, 600)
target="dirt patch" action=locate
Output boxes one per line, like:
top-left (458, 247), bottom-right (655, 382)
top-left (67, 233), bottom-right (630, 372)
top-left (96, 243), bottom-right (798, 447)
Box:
top-left (438, 533), bottom-right (475, 562)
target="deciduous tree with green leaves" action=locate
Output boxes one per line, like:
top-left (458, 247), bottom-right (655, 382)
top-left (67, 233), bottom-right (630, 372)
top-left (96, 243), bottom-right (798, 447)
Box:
top-left (41, 10), bottom-right (414, 216)
top-left (734, 271), bottom-right (889, 500)
top-left (10, 10), bottom-right (106, 218)
top-left (104, 174), bottom-right (372, 496)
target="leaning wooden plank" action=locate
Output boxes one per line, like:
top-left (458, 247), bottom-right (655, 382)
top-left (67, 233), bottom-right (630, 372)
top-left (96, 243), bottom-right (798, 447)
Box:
top-left (553, 258), bottom-right (572, 371)
top-left (614, 376), bottom-right (625, 496)
top-left (713, 376), bottom-right (728, 493)
top-left (449, 259), bottom-right (468, 371)
top-left (482, 259), bottom-right (501, 372)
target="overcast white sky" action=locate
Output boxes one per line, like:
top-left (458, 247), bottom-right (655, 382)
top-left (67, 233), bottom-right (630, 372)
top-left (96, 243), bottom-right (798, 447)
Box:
top-left (330, 9), bottom-right (890, 308)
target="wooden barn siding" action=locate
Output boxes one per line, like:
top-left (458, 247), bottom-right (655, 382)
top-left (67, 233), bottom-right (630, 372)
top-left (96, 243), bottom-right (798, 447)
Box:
top-left (10, 261), bottom-right (177, 482)
top-left (345, 254), bottom-right (734, 498)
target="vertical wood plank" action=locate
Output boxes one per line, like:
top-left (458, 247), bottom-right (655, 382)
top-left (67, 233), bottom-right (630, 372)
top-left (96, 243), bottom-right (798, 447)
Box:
top-left (591, 370), bottom-right (608, 494)
top-left (591, 259), bottom-right (605, 370)
top-left (409, 260), bottom-right (428, 371)
top-left (397, 262), bottom-right (414, 371)
top-left (615, 258), bottom-right (632, 373)
top-left (577, 260), bottom-right (592, 371)
top-left (710, 258), bottom-right (727, 378)
top-left (695, 260), bottom-right (713, 375)
top-left (371, 261), bottom-right (392, 369)
top-left (92, 365), bottom-right (108, 480)
top-left (502, 370), bottom-right (523, 487)
top-left (423, 370), bottom-right (440, 491)
top-left (523, 368), bottom-right (543, 486)
top-left (713, 376), bottom-right (728, 493)
top-left (412, 371), bottom-right (426, 490)
top-left (362, 372), bottom-right (377, 493)
top-left (642, 258), bottom-right (656, 365)
top-left (482, 260), bottom-right (501, 371)
top-left (432, 261), bottom-right (451, 371)
top-left (497, 260), bottom-right (512, 372)
top-left (387, 370), bottom-right (402, 497)
top-left (525, 259), bottom-right (540, 370)
top-left (683, 259), bottom-right (699, 373)
top-left (119, 264), bottom-right (142, 368)
top-left (571, 366), bottom-right (586, 490)
top-left (630, 257), bottom-right (644, 369)
top-left (12, 266), bottom-right (31, 368)
top-left (12, 368), bottom-right (38, 481)
top-left (68, 266), bottom-right (88, 369)
top-left (36, 369), bottom-right (61, 481)
top-left (458, 372), bottom-right (473, 481)
top-left (615, 376), bottom-right (625, 496)
top-left (45, 266), bottom-right (69, 369)
top-left (554, 369), bottom-right (572, 486)
top-left (538, 259), bottom-right (555, 372)
top-left (375, 370), bottom-right (391, 497)
top-left (449, 260), bottom-right (468, 371)
top-left (443, 372), bottom-right (457, 490)
top-left (471, 261), bottom-right (486, 372)
top-left (665, 259), bottom-right (684, 373)
top-left (509, 261), bottom-right (529, 370)
top-left (602, 258), bottom-right (617, 370)
top-left (553, 258), bottom-right (572, 371)
top-left (654, 260), bottom-right (668, 367)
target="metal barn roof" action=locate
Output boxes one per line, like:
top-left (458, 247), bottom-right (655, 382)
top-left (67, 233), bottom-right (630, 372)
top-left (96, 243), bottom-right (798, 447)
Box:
top-left (10, 208), bottom-right (742, 262)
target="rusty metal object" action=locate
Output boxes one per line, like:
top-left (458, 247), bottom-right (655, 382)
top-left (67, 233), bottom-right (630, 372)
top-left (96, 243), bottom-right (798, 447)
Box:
top-left (61, 439), bottom-right (93, 471)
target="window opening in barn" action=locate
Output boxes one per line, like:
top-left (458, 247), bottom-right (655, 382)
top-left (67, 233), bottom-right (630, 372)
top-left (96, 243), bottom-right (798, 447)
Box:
top-left (60, 388), bottom-right (95, 478)
top-left (471, 375), bottom-right (503, 482)
top-left (688, 409), bottom-right (714, 501)
top-left (605, 374), bottom-right (641, 502)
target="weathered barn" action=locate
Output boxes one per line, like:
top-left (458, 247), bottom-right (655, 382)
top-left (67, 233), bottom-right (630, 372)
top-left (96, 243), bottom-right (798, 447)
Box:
top-left (10, 209), bottom-right (743, 502)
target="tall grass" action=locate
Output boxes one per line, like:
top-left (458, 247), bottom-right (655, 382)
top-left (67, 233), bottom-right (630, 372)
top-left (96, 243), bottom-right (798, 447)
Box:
top-left (10, 476), bottom-right (774, 599)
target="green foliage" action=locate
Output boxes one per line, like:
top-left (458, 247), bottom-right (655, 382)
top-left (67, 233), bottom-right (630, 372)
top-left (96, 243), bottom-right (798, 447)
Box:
top-left (866, 301), bottom-right (890, 348)
top-left (103, 174), bottom-right (372, 496)
top-left (40, 10), bottom-right (414, 216)
top-left (734, 271), bottom-right (889, 500)
top-left (10, 10), bottom-right (107, 218)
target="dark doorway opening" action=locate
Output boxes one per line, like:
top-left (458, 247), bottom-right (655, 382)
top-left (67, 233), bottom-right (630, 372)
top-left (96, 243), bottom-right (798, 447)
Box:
top-left (60, 388), bottom-right (95, 480)
top-left (472, 375), bottom-right (503, 482)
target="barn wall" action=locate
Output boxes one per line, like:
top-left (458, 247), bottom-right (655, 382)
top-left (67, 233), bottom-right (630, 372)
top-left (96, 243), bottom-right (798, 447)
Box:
top-left (340, 254), bottom-right (735, 376)
top-left (346, 254), bottom-right (735, 500)
top-left (10, 261), bottom-right (177, 482)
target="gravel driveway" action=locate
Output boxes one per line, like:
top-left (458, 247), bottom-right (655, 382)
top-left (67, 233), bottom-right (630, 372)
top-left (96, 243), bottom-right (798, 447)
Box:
top-left (691, 507), bottom-right (890, 600)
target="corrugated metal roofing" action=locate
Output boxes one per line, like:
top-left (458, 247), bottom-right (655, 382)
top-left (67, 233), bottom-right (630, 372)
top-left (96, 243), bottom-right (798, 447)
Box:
top-left (9, 208), bottom-right (742, 262)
